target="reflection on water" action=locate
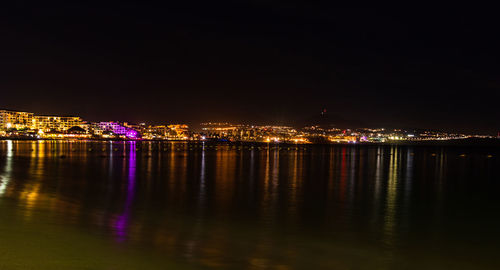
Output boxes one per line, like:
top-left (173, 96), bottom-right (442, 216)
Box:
top-left (0, 141), bottom-right (499, 269)
top-left (111, 141), bottom-right (137, 243)
top-left (0, 140), bottom-right (13, 195)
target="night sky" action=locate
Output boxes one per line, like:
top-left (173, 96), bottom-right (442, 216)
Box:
top-left (1, 1), bottom-right (499, 133)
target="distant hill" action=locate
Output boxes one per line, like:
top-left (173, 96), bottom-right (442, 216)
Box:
top-left (299, 110), bottom-right (365, 129)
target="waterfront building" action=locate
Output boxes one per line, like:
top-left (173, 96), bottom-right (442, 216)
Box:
top-left (34, 116), bottom-right (87, 132)
top-left (201, 122), bottom-right (301, 142)
top-left (167, 124), bottom-right (190, 139)
top-left (142, 125), bottom-right (168, 139)
top-left (123, 122), bottom-right (146, 134)
top-left (98, 122), bottom-right (140, 138)
top-left (0, 109), bottom-right (35, 130)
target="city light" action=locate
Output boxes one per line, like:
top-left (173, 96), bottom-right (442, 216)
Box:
top-left (0, 108), bottom-right (497, 142)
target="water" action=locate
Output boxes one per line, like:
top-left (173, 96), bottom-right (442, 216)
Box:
top-left (0, 140), bottom-right (499, 269)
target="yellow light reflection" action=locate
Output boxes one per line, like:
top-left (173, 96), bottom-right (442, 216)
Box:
top-left (383, 146), bottom-right (399, 247)
top-left (20, 183), bottom-right (41, 219)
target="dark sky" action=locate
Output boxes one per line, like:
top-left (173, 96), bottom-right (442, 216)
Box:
top-left (1, 1), bottom-right (499, 133)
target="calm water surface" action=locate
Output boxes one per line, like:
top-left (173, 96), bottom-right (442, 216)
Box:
top-left (0, 140), bottom-right (499, 269)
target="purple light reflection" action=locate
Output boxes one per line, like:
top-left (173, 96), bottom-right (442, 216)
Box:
top-left (112, 141), bottom-right (136, 242)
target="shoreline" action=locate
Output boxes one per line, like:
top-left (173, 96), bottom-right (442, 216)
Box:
top-left (1, 137), bottom-right (499, 147)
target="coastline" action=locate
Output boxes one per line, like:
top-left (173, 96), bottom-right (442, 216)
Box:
top-left (1, 137), bottom-right (499, 147)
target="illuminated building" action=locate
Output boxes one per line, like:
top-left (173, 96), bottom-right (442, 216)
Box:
top-left (0, 109), bottom-right (35, 130)
top-left (34, 116), bottom-right (87, 132)
top-left (167, 124), bottom-right (190, 139)
top-left (142, 125), bottom-right (168, 139)
top-left (123, 122), bottom-right (146, 134)
top-left (98, 122), bottom-right (139, 138)
top-left (328, 135), bottom-right (358, 143)
top-left (134, 124), bottom-right (191, 140)
top-left (201, 122), bottom-right (305, 143)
